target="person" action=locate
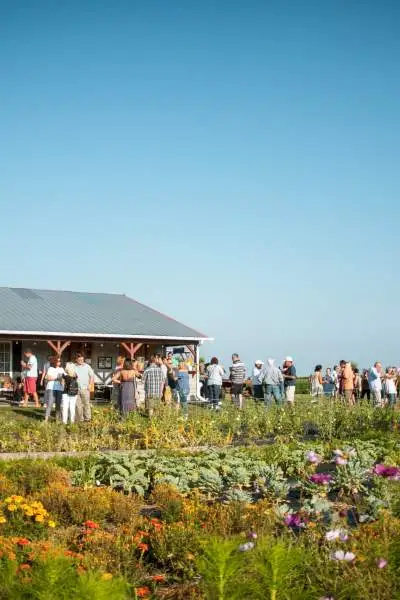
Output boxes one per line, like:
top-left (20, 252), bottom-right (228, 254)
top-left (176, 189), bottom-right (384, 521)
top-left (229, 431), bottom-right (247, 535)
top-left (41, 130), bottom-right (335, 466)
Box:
top-left (311, 365), bottom-right (324, 398)
top-left (176, 362), bottom-right (190, 415)
top-left (13, 377), bottom-right (24, 405)
top-left (361, 369), bottom-right (370, 400)
top-left (112, 358), bottom-right (138, 417)
top-left (40, 356), bottom-right (51, 387)
top-left (353, 368), bottom-right (362, 402)
top-left (259, 359), bottom-right (283, 405)
top-left (21, 348), bottom-right (39, 408)
top-left (111, 356), bottom-right (125, 408)
top-left (207, 357), bottom-right (225, 409)
top-left (44, 356), bottom-right (64, 422)
top-left (74, 353), bottom-right (95, 422)
top-left (143, 355), bottom-right (165, 417)
top-left (384, 367), bottom-right (397, 407)
top-left (341, 360), bottom-right (354, 405)
top-left (332, 365), bottom-right (340, 398)
top-left (229, 354), bottom-right (246, 409)
top-left (251, 360), bottom-right (264, 401)
top-left (166, 359), bottom-right (179, 404)
top-left (368, 361), bottom-right (383, 407)
top-left (62, 362), bottom-right (79, 424)
top-left (282, 356), bottom-right (296, 403)
top-left (323, 367), bottom-right (335, 397)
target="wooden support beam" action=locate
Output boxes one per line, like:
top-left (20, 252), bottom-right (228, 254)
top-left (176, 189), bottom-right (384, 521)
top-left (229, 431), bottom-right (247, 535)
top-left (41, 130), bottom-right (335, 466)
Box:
top-left (121, 342), bottom-right (143, 359)
top-left (46, 340), bottom-right (71, 356)
top-left (187, 345), bottom-right (196, 358)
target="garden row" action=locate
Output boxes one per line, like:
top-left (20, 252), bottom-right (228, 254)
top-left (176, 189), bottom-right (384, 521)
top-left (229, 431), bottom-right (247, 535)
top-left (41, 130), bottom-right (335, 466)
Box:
top-left (0, 398), bottom-right (398, 452)
top-left (0, 436), bottom-right (399, 598)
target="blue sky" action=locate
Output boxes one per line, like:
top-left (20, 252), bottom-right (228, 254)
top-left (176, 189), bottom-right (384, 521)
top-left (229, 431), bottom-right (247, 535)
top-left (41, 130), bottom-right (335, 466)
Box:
top-left (1, 0), bottom-right (399, 373)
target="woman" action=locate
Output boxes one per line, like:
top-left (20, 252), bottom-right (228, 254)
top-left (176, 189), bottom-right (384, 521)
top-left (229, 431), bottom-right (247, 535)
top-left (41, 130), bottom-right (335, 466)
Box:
top-left (44, 356), bottom-right (64, 422)
top-left (353, 368), bottom-right (362, 402)
top-left (206, 357), bottom-right (225, 409)
top-left (62, 362), bottom-right (79, 424)
top-left (311, 365), bottom-right (324, 398)
top-left (112, 356), bottom-right (125, 408)
top-left (323, 367), bottom-right (335, 397)
top-left (177, 362), bottom-right (190, 415)
top-left (361, 369), bottom-right (370, 400)
top-left (112, 359), bottom-right (138, 417)
top-left (384, 367), bottom-right (397, 407)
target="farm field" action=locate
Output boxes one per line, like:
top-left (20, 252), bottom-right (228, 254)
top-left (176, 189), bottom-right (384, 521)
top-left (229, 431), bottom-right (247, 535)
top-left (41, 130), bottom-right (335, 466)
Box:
top-left (0, 399), bottom-right (399, 599)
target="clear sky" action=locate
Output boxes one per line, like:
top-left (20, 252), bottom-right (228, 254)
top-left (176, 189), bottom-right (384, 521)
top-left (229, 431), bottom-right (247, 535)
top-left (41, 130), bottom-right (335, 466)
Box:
top-left (1, 0), bottom-right (399, 373)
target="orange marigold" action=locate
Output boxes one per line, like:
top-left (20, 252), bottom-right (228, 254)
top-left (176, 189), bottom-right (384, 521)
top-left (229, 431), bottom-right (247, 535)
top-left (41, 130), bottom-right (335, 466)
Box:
top-left (136, 587), bottom-right (151, 598)
top-left (137, 542), bottom-right (149, 552)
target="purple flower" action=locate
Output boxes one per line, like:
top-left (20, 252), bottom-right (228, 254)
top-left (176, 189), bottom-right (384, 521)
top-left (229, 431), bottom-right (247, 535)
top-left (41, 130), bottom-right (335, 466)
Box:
top-left (325, 529), bottom-right (349, 542)
top-left (238, 542), bottom-right (255, 552)
top-left (247, 531), bottom-right (258, 540)
top-left (284, 513), bottom-right (306, 529)
top-left (305, 450), bottom-right (322, 464)
top-left (335, 456), bottom-right (348, 466)
top-left (377, 558), bottom-right (388, 569)
top-left (373, 464), bottom-right (400, 480)
top-left (331, 550), bottom-right (355, 562)
top-left (309, 473), bottom-right (333, 486)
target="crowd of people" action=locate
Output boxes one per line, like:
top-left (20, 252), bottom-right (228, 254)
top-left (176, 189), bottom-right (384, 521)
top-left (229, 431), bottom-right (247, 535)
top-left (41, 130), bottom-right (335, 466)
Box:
top-left (5, 350), bottom-right (399, 423)
top-left (13, 349), bottom-right (192, 422)
top-left (310, 360), bottom-right (399, 407)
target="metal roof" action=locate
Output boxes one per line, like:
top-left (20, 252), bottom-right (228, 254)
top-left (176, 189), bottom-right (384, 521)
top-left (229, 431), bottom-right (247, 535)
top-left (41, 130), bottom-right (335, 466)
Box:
top-left (0, 288), bottom-right (208, 341)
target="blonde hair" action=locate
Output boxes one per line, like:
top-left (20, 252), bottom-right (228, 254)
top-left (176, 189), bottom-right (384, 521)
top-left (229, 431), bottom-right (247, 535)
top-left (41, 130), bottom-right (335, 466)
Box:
top-left (65, 363), bottom-right (76, 377)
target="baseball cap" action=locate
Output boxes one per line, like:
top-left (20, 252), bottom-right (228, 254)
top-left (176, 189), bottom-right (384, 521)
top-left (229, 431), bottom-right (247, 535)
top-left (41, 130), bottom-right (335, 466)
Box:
top-left (285, 356), bottom-right (294, 362)
top-left (255, 359), bottom-right (264, 365)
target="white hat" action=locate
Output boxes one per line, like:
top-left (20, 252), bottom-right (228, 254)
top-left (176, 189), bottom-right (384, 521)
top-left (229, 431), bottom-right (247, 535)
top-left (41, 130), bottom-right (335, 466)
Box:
top-left (255, 359), bottom-right (264, 365)
top-left (285, 356), bottom-right (294, 362)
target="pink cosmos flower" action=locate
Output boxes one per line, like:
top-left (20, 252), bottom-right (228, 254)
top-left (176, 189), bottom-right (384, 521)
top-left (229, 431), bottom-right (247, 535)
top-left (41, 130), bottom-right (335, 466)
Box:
top-left (373, 464), bottom-right (400, 480)
top-left (309, 473), bottom-right (333, 485)
top-left (325, 529), bottom-right (348, 542)
top-left (331, 550), bottom-right (355, 562)
top-left (377, 558), bottom-right (388, 569)
top-left (284, 513), bottom-right (306, 529)
top-left (305, 450), bottom-right (322, 464)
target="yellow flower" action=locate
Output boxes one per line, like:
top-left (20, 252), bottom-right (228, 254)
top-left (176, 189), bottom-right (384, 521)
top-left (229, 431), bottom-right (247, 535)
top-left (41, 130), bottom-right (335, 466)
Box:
top-left (7, 504), bottom-right (17, 512)
top-left (101, 573), bottom-right (113, 580)
top-left (35, 515), bottom-right (44, 523)
top-left (48, 521), bottom-right (56, 528)
top-left (25, 509), bottom-right (34, 517)
top-left (4, 498), bottom-right (12, 504)
top-left (11, 496), bottom-right (24, 504)
top-left (0, 516), bottom-right (6, 524)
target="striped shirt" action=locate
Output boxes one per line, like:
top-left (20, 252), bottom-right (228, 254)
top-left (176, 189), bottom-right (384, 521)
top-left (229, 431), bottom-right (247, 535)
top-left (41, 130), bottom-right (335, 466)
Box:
top-left (230, 361), bottom-right (246, 384)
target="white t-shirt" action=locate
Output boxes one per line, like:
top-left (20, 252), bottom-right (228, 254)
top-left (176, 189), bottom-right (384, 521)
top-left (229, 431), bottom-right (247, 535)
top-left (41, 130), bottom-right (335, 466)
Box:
top-left (46, 367), bottom-right (65, 391)
top-left (25, 355), bottom-right (38, 378)
top-left (385, 378), bottom-right (396, 395)
top-left (368, 367), bottom-right (382, 392)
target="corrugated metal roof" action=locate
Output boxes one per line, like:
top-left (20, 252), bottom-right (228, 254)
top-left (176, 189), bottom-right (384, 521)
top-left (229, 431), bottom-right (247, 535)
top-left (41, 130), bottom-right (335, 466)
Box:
top-left (0, 288), bottom-right (208, 340)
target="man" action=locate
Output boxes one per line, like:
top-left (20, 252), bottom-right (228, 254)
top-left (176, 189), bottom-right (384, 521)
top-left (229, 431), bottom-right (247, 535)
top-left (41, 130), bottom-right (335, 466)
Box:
top-left (143, 355), bottom-right (166, 417)
top-left (252, 360), bottom-right (264, 401)
top-left (74, 353), bottom-right (94, 422)
top-left (259, 358), bottom-right (283, 405)
top-left (282, 356), bottom-right (297, 403)
top-left (368, 361), bottom-right (383, 407)
top-left (229, 353), bottom-right (246, 409)
top-left (21, 348), bottom-right (39, 407)
top-left (341, 360), bottom-right (354, 405)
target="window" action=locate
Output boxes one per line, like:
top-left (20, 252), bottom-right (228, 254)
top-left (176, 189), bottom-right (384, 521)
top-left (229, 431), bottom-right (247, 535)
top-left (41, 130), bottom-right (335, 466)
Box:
top-left (0, 343), bottom-right (11, 376)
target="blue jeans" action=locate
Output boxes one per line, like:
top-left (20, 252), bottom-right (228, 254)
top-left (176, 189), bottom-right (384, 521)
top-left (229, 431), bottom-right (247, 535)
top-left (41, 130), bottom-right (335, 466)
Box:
top-left (178, 391), bottom-right (189, 414)
top-left (265, 385), bottom-right (282, 406)
top-left (387, 393), bottom-right (397, 407)
top-left (208, 384), bottom-right (221, 406)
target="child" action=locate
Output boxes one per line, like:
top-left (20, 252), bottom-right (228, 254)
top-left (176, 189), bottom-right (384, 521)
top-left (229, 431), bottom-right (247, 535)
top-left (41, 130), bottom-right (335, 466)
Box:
top-left (13, 377), bottom-right (24, 405)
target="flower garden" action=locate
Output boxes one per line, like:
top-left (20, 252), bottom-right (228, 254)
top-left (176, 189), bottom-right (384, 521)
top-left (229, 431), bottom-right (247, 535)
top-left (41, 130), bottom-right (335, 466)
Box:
top-left (0, 399), bottom-right (399, 599)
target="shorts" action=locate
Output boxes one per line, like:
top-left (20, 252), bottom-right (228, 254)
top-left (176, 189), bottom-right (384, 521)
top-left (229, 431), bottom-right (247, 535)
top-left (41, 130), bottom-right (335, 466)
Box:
top-left (24, 377), bottom-right (37, 395)
top-left (145, 395), bottom-right (162, 411)
top-left (231, 383), bottom-right (243, 396)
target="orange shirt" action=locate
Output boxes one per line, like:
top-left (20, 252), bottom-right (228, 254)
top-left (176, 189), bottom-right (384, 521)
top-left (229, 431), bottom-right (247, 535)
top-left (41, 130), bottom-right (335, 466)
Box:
top-left (342, 364), bottom-right (354, 390)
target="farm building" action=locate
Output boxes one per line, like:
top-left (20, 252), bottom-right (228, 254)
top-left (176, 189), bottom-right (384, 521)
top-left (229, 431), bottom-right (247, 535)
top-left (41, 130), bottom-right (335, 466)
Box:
top-left (0, 287), bottom-right (210, 400)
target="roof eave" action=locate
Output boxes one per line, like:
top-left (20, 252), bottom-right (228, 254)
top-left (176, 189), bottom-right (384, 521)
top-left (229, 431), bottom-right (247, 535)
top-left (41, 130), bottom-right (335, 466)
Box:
top-left (0, 330), bottom-right (212, 342)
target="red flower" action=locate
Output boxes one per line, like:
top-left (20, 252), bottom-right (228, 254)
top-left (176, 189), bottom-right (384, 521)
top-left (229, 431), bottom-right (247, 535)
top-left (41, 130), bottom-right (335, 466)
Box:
top-left (19, 563), bottom-right (31, 571)
top-left (150, 574), bottom-right (166, 582)
top-left (83, 520), bottom-right (99, 529)
top-left (137, 542), bottom-right (149, 552)
top-left (136, 587), bottom-right (151, 598)
top-left (16, 538), bottom-right (30, 546)
top-left (150, 518), bottom-right (162, 530)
